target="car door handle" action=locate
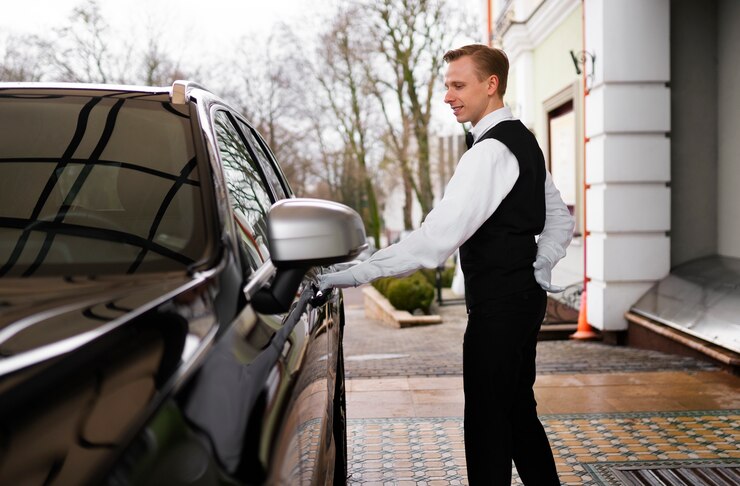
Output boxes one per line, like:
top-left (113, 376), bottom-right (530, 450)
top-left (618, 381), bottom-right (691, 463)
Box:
top-left (308, 284), bottom-right (333, 308)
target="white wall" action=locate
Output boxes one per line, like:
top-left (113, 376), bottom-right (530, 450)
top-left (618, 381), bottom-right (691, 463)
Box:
top-left (718, 0), bottom-right (740, 259)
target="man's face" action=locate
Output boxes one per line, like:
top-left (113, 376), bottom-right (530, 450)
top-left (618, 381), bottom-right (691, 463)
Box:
top-left (443, 56), bottom-right (498, 126)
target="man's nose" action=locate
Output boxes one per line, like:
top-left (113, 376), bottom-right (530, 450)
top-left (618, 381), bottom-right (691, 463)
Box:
top-left (444, 90), bottom-right (453, 104)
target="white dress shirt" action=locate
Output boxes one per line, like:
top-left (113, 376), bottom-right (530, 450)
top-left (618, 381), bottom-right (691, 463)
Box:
top-left (324, 106), bottom-right (574, 288)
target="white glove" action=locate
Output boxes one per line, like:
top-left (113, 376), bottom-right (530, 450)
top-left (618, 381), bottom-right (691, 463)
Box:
top-left (533, 256), bottom-right (565, 293)
top-left (317, 268), bottom-right (358, 289)
top-left (329, 261), bottom-right (361, 272)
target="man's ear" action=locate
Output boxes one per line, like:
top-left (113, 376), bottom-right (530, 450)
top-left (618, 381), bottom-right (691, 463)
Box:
top-left (487, 75), bottom-right (499, 96)
top-left (488, 74), bottom-right (498, 96)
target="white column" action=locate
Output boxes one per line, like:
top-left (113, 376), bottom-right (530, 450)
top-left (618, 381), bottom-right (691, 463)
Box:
top-left (515, 51), bottom-right (535, 129)
top-left (502, 17), bottom-right (535, 128)
top-left (584, 0), bottom-right (671, 331)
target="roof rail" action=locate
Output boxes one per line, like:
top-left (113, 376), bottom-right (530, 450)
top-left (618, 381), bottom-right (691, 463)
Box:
top-left (170, 80), bottom-right (207, 105)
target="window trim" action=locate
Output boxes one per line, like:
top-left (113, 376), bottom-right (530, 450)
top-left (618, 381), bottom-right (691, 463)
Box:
top-left (542, 81), bottom-right (583, 236)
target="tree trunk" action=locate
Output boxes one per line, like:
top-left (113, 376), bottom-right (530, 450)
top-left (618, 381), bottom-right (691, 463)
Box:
top-left (402, 164), bottom-right (414, 230)
top-left (413, 116), bottom-right (434, 219)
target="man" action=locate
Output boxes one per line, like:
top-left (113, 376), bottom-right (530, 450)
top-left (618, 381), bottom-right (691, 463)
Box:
top-left (319, 44), bottom-right (573, 485)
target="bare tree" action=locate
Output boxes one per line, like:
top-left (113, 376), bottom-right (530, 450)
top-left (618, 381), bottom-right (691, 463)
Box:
top-left (0, 33), bottom-right (45, 81)
top-left (39, 0), bottom-right (133, 83)
top-left (368, 0), bottom-right (459, 220)
top-left (216, 25), bottom-right (320, 197)
top-left (1, 1), bottom-right (197, 85)
top-left (313, 9), bottom-right (383, 247)
top-left (140, 23), bottom-right (190, 86)
top-left (363, 58), bottom-right (417, 230)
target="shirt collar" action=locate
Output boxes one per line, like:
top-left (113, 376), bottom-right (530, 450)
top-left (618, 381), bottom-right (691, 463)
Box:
top-left (470, 106), bottom-right (514, 142)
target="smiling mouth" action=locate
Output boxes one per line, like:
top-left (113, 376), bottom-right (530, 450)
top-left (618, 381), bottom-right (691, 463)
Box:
top-left (452, 106), bottom-right (462, 115)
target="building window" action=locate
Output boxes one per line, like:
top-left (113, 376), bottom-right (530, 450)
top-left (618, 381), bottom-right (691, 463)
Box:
top-left (547, 100), bottom-right (577, 219)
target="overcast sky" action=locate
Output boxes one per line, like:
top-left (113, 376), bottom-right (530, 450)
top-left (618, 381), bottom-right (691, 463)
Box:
top-left (0, 0), bottom-right (329, 59)
top-left (1, 0), bottom-right (486, 54)
top-left (0, 0), bottom-right (318, 36)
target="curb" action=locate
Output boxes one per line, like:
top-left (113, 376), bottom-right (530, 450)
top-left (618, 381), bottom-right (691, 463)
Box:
top-left (362, 286), bottom-right (442, 328)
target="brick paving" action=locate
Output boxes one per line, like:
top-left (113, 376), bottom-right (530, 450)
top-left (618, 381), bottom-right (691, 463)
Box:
top-left (343, 302), bottom-right (716, 380)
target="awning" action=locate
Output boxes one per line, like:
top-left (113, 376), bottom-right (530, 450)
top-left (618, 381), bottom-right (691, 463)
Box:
top-left (630, 256), bottom-right (740, 354)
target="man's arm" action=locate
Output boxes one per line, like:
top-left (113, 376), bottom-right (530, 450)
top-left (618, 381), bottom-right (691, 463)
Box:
top-left (534, 170), bottom-right (576, 292)
top-left (319, 140), bottom-right (519, 288)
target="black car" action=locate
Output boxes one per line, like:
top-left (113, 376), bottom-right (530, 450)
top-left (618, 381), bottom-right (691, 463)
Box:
top-left (0, 81), bottom-right (366, 485)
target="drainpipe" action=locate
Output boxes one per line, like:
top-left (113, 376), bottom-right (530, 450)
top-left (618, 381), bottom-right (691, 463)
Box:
top-left (487, 0), bottom-right (493, 47)
top-left (571, 0), bottom-right (598, 340)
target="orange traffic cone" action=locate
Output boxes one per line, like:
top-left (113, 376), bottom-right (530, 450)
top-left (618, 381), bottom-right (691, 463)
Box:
top-left (570, 288), bottom-right (599, 340)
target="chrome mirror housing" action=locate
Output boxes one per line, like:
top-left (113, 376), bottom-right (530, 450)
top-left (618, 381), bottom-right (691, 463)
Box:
top-left (250, 199), bottom-right (367, 314)
top-left (266, 198), bottom-right (367, 268)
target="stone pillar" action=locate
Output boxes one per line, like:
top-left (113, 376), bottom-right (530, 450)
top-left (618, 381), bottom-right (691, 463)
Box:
top-left (584, 0), bottom-right (671, 331)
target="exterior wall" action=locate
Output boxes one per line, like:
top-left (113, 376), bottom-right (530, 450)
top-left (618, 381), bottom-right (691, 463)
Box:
top-left (513, 52), bottom-right (536, 127)
top-left (718, 0), bottom-right (740, 259)
top-left (505, 64), bottom-right (518, 112)
top-left (531, 7), bottom-right (582, 145)
top-left (531, 6), bottom-right (583, 289)
top-left (515, 0), bottom-right (544, 19)
top-left (498, 0), bottom-right (738, 333)
top-left (504, 1), bottom-right (581, 131)
top-left (501, 0), bottom-right (584, 291)
top-left (584, 0), bottom-right (671, 331)
top-left (670, 0), bottom-right (718, 267)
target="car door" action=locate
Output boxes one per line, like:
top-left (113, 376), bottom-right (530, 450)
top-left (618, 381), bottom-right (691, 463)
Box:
top-left (232, 117), bottom-right (346, 485)
top-left (201, 109), bottom-right (340, 484)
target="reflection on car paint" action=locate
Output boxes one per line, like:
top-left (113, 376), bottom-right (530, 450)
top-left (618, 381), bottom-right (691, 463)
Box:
top-left (0, 83), bottom-right (351, 485)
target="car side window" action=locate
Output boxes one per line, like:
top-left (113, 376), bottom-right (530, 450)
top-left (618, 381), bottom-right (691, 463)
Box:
top-left (213, 110), bottom-right (272, 263)
top-left (236, 120), bottom-right (289, 200)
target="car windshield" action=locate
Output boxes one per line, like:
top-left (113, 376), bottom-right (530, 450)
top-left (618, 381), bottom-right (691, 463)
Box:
top-left (0, 93), bottom-right (208, 277)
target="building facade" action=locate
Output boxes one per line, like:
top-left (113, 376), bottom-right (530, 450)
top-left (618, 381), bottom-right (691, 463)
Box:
top-left (496, 0), bottom-right (740, 346)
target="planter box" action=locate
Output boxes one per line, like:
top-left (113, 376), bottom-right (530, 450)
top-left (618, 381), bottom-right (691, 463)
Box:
top-left (362, 286), bottom-right (442, 328)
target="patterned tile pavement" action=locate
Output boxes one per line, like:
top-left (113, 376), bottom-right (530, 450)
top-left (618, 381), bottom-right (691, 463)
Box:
top-left (346, 410), bottom-right (740, 485)
top-left (341, 288), bottom-right (738, 485)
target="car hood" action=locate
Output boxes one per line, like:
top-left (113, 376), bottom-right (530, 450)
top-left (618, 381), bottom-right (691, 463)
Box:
top-left (0, 272), bottom-right (195, 360)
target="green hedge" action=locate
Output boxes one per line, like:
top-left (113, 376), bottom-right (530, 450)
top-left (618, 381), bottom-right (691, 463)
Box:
top-left (372, 271), bottom-right (435, 314)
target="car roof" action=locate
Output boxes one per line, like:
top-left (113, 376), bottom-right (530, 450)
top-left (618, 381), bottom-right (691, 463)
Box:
top-left (0, 81), bottom-right (179, 103)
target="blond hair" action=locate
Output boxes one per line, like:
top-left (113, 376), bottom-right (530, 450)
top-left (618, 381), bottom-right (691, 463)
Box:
top-left (443, 44), bottom-right (509, 96)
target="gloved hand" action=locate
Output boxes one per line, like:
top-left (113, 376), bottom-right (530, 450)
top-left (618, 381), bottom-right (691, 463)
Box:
top-left (533, 256), bottom-right (565, 293)
top-left (317, 265), bottom-right (359, 289)
top-left (328, 261), bottom-right (361, 273)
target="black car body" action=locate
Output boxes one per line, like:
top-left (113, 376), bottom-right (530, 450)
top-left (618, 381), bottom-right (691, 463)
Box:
top-left (0, 81), bottom-right (366, 485)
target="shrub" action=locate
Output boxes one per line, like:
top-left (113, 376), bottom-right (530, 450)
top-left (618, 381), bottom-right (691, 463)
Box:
top-left (419, 267), bottom-right (455, 288)
top-left (439, 267), bottom-right (454, 287)
top-left (385, 272), bottom-right (434, 314)
top-left (419, 268), bottom-right (436, 286)
top-left (372, 277), bottom-right (394, 295)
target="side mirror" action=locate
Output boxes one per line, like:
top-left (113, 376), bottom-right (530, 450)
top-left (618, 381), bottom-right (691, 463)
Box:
top-left (250, 198), bottom-right (367, 314)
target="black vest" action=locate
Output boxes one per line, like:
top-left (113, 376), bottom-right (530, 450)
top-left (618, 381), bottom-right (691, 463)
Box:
top-left (459, 120), bottom-right (546, 308)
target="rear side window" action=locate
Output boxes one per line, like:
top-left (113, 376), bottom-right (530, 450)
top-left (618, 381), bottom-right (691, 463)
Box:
top-left (0, 94), bottom-right (208, 277)
top-left (213, 110), bottom-right (272, 262)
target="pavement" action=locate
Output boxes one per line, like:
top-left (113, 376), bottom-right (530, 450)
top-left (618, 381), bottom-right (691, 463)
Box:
top-left (340, 286), bottom-right (740, 486)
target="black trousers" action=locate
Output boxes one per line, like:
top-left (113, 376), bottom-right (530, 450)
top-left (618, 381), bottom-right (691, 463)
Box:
top-left (463, 287), bottom-right (559, 485)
